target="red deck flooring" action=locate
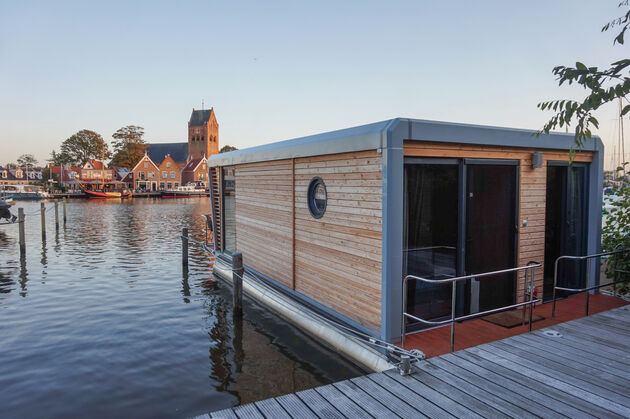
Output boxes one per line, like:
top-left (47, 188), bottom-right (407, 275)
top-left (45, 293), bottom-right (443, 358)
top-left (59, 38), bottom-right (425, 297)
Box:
top-left (399, 293), bottom-right (629, 358)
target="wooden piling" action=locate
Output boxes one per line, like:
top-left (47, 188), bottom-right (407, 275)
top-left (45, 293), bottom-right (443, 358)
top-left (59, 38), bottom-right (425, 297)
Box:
top-left (232, 251), bottom-right (243, 316)
top-left (40, 202), bottom-right (46, 240)
top-left (62, 198), bottom-right (67, 224)
top-left (18, 208), bottom-right (25, 255)
top-left (182, 227), bottom-right (188, 268)
top-left (54, 201), bottom-right (59, 230)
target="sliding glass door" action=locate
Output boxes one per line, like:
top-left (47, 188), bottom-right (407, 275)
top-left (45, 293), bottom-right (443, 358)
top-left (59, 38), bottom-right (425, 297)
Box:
top-left (404, 158), bottom-right (518, 330)
top-left (466, 163), bottom-right (518, 312)
top-left (543, 163), bottom-right (588, 300)
top-left (404, 161), bottom-right (459, 324)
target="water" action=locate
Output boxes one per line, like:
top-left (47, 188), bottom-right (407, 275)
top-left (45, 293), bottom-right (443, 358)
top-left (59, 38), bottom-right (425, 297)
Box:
top-left (0, 199), bottom-right (365, 418)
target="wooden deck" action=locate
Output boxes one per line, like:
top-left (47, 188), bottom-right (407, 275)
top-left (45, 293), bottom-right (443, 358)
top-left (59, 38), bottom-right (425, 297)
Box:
top-left (402, 292), bottom-right (629, 358)
top-left (196, 304), bottom-right (630, 418)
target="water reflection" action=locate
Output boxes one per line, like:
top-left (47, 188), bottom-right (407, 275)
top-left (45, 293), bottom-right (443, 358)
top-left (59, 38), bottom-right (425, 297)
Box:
top-left (0, 199), bottom-right (364, 418)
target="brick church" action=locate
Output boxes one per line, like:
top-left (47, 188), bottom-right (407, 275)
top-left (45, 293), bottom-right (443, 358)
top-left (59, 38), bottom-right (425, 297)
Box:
top-left (130, 108), bottom-right (218, 191)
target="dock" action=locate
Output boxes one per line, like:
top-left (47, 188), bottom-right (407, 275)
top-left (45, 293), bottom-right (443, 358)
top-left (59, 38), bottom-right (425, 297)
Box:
top-left (196, 305), bottom-right (630, 418)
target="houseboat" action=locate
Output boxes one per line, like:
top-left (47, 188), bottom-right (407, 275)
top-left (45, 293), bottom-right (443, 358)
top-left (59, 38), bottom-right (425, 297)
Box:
top-left (206, 118), bottom-right (603, 369)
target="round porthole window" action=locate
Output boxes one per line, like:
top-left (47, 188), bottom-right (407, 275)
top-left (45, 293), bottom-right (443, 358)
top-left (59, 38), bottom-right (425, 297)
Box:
top-left (307, 177), bottom-right (327, 219)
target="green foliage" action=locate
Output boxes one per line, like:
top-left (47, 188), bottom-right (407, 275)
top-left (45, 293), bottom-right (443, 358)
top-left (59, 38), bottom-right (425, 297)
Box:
top-left (17, 154), bottom-right (38, 168)
top-left (219, 145), bottom-right (238, 153)
top-left (55, 130), bottom-right (110, 166)
top-left (538, 1), bottom-right (630, 151)
top-left (602, 163), bottom-right (630, 293)
top-left (41, 167), bottom-right (54, 183)
top-left (111, 125), bottom-right (147, 169)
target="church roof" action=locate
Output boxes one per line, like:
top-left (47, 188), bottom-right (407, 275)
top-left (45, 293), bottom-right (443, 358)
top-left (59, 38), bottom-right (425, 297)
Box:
top-left (189, 108), bottom-right (213, 126)
top-left (146, 142), bottom-right (188, 163)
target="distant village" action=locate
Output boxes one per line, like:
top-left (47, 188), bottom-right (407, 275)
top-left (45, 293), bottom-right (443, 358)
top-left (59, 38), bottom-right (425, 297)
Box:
top-left (1, 107), bottom-right (235, 192)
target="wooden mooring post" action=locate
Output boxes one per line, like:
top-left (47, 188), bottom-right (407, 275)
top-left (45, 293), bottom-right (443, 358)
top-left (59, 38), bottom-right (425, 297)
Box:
top-left (62, 198), bottom-right (67, 225)
top-left (18, 208), bottom-right (25, 255)
top-left (182, 227), bottom-right (188, 268)
top-left (40, 202), bottom-right (46, 240)
top-left (54, 201), bottom-right (59, 230)
top-left (232, 252), bottom-right (243, 316)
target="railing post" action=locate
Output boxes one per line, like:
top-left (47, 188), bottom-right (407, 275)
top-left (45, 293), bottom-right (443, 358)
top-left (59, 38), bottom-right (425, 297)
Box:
top-left (18, 208), bottom-right (25, 256)
top-left (181, 227), bottom-right (188, 268)
top-left (401, 277), bottom-right (407, 349)
top-left (40, 202), bottom-right (46, 240)
top-left (529, 265), bottom-right (535, 332)
top-left (585, 258), bottom-right (591, 316)
top-left (552, 258), bottom-right (560, 318)
top-left (232, 252), bottom-right (243, 316)
top-left (450, 281), bottom-right (456, 352)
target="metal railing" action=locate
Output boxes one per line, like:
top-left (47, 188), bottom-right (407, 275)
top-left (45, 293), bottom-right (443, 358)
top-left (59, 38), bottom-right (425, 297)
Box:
top-left (402, 262), bottom-right (541, 352)
top-left (552, 247), bottom-right (629, 318)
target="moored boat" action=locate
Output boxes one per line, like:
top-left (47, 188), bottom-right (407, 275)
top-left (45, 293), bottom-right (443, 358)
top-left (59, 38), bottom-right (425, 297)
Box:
top-left (0, 185), bottom-right (51, 200)
top-left (161, 183), bottom-right (208, 198)
top-left (0, 192), bottom-right (17, 223)
top-left (83, 189), bottom-right (131, 198)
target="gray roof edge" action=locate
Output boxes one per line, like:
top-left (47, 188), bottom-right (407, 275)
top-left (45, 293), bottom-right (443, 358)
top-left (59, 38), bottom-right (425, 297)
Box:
top-left (208, 119), bottom-right (393, 167)
top-left (406, 117), bottom-right (603, 152)
top-left (209, 117), bottom-right (603, 167)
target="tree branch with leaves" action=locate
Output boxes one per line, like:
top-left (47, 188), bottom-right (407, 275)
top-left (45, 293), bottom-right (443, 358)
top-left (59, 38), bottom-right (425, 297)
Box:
top-left (538, 1), bottom-right (630, 150)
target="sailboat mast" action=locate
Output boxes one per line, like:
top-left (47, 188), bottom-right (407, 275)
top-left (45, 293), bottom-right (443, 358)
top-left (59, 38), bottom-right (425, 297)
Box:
top-left (101, 151), bottom-right (105, 190)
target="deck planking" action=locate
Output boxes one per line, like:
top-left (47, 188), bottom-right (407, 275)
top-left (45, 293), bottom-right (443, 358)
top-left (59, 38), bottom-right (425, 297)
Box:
top-left (198, 306), bottom-right (630, 418)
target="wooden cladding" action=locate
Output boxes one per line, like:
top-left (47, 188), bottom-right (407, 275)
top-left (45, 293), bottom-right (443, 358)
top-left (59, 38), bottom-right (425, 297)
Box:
top-left (294, 151), bottom-right (382, 331)
top-left (235, 160), bottom-right (294, 288)
top-left (404, 141), bottom-right (594, 302)
top-left (234, 151), bottom-right (383, 331)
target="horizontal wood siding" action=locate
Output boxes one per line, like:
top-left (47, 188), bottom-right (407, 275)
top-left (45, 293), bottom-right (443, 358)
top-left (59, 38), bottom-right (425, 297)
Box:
top-left (235, 160), bottom-right (294, 288)
top-left (404, 141), bottom-right (593, 302)
top-left (294, 151), bottom-right (382, 331)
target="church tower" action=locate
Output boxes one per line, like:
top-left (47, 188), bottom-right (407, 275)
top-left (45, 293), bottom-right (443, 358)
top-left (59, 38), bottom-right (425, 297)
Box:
top-left (188, 108), bottom-right (219, 160)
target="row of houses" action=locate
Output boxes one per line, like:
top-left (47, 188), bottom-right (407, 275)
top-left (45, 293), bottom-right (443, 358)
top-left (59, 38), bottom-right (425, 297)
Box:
top-left (44, 153), bottom-right (209, 191)
top-left (0, 166), bottom-right (43, 185)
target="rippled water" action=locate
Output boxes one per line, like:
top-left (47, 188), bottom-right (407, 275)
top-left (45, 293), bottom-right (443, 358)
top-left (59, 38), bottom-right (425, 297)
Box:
top-left (0, 199), bottom-right (364, 418)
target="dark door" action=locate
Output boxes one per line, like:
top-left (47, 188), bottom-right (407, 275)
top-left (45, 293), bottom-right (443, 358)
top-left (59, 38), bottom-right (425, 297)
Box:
top-left (404, 162), bottom-right (459, 325)
top-left (466, 164), bottom-right (517, 312)
top-left (543, 164), bottom-right (588, 300)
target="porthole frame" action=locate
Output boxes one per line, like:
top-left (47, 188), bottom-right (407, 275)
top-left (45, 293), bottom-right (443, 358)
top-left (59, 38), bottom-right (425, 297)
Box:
top-left (307, 176), bottom-right (327, 219)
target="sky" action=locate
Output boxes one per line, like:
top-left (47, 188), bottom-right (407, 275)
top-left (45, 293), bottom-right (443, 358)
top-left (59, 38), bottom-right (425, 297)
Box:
top-left (0, 0), bottom-right (628, 169)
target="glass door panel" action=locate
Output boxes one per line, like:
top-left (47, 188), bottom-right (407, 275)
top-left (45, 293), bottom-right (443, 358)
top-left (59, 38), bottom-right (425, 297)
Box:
top-left (543, 164), bottom-right (588, 300)
top-left (465, 164), bottom-right (517, 312)
top-left (404, 163), bottom-right (458, 324)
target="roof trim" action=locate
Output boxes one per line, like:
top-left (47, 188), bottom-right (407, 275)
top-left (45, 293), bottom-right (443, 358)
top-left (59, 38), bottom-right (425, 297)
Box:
top-left (208, 117), bottom-right (603, 167)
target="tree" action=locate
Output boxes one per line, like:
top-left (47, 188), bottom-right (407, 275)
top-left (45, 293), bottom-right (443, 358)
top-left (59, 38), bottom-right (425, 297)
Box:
top-left (48, 150), bottom-right (72, 167)
top-left (41, 167), bottom-right (54, 184)
top-left (56, 130), bottom-right (110, 166)
top-left (219, 145), bottom-right (238, 153)
top-left (111, 125), bottom-right (147, 169)
top-left (538, 1), bottom-right (630, 151)
top-left (539, 2), bottom-right (630, 292)
top-left (603, 164), bottom-right (630, 293)
top-left (17, 154), bottom-right (38, 169)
